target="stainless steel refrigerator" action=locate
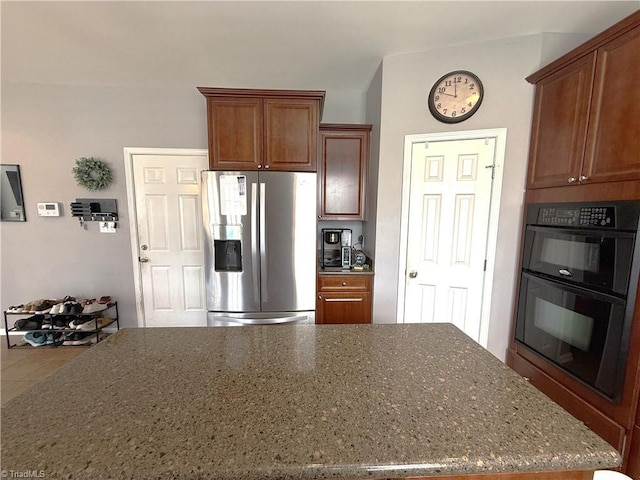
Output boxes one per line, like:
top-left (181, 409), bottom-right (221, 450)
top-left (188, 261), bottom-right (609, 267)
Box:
top-left (202, 171), bottom-right (317, 326)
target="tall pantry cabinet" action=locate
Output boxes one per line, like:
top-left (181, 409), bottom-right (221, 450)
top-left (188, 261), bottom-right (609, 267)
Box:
top-left (508, 10), bottom-right (640, 476)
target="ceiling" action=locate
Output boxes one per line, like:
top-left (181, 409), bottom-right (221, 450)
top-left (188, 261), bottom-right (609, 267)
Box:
top-left (2, 1), bottom-right (639, 93)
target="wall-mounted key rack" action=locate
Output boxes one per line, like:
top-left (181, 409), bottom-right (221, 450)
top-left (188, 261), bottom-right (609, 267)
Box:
top-left (70, 198), bottom-right (118, 228)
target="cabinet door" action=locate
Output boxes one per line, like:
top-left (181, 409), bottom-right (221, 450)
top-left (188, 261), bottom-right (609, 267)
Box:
top-left (627, 424), bottom-right (640, 478)
top-left (583, 26), bottom-right (640, 184)
top-left (316, 292), bottom-right (372, 324)
top-left (263, 99), bottom-right (318, 172)
top-left (207, 98), bottom-right (263, 170)
top-left (319, 127), bottom-right (370, 220)
top-left (526, 53), bottom-right (595, 189)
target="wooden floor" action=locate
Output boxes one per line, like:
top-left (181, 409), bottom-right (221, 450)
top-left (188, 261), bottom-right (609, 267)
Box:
top-left (1, 335), bottom-right (88, 407)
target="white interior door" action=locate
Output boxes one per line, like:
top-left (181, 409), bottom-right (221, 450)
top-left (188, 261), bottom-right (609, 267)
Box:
top-left (126, 149), bottom-right (208, 327)
top-left (401, 135), bottom-right (499, 343)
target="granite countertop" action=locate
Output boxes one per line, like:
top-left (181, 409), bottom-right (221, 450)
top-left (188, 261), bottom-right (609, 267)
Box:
top-left (1, 324), bottom-right (620, 480)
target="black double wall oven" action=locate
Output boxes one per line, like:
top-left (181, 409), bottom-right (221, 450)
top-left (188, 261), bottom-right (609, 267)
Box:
top-left (515, 201), bottom-right (640, 402)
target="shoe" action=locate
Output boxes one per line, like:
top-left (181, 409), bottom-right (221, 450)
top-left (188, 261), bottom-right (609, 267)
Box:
top-left (14, 315), bottom-right (44, 330)
top-left (69, 315), bottom-right (94, 329)
top-left (62, 332), bottom-right (94, 346)
top-left (50, 303), bottom-right (64, 315)
top-left (76, 317), bottom-right (113, 331)
top-left (7, 304), bottom-right (24, 313)
top-left (82, 299), bottom-right (107, 314)
top-left (62, 295), bottom-right (76, 303)
top-left (33, 299), bottom-right (56, 314)
top-left (70, 302), bottom-right (83, 314)
top-left (51, 317), bottom-right (68, 329)
top-left (98, 296), bottom-right (112, 304)
top-left (22, 301), bottom-right (40, 313)
top-left (24, 331), bottom-right (56, 347)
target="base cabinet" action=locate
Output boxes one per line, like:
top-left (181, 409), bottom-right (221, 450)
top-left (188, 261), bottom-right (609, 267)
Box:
top-left (316, 274), bottom-right (372, 324)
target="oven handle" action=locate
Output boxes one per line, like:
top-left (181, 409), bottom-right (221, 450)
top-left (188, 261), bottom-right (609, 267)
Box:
top-left (521, 271), bottom-right (626, 304)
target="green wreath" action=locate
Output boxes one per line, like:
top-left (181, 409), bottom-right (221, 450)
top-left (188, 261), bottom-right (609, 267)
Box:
top-left (72, 157), bottom-right (113, 191)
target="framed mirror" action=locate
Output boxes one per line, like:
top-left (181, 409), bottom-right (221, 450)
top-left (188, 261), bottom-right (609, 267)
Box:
top-left (1, 164), bottom-right (26, 222)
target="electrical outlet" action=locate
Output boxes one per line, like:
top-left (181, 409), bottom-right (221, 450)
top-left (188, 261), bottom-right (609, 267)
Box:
top-left (100, 221), bottom-right (117, 233)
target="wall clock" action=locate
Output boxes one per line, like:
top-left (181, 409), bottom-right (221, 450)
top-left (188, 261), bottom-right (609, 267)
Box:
top-left (427, 70), bottom-right (484, 123)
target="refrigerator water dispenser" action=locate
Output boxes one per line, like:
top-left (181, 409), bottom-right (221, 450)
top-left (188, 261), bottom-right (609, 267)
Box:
top-left (213, 225), bottom-right (243, 272)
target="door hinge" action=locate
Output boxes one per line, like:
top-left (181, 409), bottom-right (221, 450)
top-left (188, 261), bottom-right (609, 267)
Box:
top-left (483, 259), bottom-right (487, 271)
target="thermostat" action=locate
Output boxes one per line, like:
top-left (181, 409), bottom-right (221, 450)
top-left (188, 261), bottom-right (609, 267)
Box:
top-left (37, 202), bottom-right (61, 217)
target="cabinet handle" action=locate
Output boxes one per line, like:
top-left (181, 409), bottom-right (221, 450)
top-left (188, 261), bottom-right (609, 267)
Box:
top-left (257, 165), bottom-right (262, 169)
top-left (264, 165), bottom-right (270, 169)
top-left (341, 282), bottom-right (348, 286)
top-left (326, 298), bottom-right (363, 302)
top-left (579, 175), bottom-right (588, 182)
top-left (568, 177), bottom-right (577, 183)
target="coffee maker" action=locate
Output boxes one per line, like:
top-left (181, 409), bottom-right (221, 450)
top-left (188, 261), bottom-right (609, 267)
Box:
top-left (321, 229), bottom-right (352, 269)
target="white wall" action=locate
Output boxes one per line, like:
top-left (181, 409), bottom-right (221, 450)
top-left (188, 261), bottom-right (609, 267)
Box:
top-left (369, 34), bottom-right (550, 360)
top-left (1, 82), bottom-right (362, 326)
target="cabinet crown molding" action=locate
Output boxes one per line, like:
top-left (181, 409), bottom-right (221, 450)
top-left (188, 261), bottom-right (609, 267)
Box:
top-left (197, 87), bottom-right (326, 118)
top-left (526, 9), bottom-right (640, 84)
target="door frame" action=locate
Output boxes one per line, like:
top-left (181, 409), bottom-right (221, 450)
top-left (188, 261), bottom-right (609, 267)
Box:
top-left (396, 128), bottom-right (507, 347)
top-left (123, 147), bottom-right (209, 327)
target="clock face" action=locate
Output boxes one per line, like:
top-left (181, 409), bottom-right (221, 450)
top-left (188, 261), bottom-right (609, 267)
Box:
top-left (428, 71), bottom-right (483, 123)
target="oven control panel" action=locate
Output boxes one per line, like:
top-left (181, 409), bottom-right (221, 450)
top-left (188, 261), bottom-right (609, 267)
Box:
top-left (538, 206), bottom-right (615, 227)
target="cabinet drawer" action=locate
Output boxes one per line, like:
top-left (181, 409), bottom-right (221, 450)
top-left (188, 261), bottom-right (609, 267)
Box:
top-left (318, 275), bottom-right (371, 292)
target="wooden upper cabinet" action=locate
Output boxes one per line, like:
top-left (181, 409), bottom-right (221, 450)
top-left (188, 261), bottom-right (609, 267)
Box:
top-left (526, 12), bottom-right (640, 189)
top-left (583, 26), bottom-right (640, 184)
top-left (526, 54), bottom-right (594, 189)
top-left (205, 97), bottom-right (263, 170)
top-left (264, 98), bottom-right (319, 172)
top-left (198, 88), bottom-right (325, 171)
top-left (318, 124), bottom-right (372, 220)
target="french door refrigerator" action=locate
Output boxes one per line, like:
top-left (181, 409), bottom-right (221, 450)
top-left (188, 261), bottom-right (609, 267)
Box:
top-left (202, 171), bottom-right (317, 326)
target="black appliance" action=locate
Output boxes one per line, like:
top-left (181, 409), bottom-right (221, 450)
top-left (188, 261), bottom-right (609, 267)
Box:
top-left (515, 201), bottom-right (640, 402)
top-left (321, 229), bottom-right (352, 269)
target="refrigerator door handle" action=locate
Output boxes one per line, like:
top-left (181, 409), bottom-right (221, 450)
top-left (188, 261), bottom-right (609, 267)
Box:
top-left (260, 182), bottom-right (268, 301)
top-left (251, 182), bottom-right (260, 304)
top-left (215, 315), bottom-right (309, 325)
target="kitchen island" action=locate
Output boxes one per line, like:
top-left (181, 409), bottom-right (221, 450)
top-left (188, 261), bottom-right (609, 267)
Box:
top-left (1, 324), bottom-right (620, 479)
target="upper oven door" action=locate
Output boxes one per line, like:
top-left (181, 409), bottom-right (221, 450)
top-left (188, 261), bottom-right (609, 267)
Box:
top-left (522, 226), bottom-right (635, 295)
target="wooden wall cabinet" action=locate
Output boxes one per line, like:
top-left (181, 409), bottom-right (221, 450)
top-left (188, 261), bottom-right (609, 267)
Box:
top-left (198, 88), bottom-right (325, 172)
top-left (318, 124), bottom-right (371, 220)
top-left (316, 274), bottom-right (372, 324)
top-left (526, 14), bottom-right (640, 189)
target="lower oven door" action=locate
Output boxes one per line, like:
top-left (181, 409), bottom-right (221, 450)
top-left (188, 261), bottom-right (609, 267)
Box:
top-left (515, 272), bottom-right (629, 400)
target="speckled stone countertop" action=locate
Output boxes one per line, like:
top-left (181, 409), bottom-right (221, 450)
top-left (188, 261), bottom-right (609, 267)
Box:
top-left (1, 324), bottom-right (620, 480)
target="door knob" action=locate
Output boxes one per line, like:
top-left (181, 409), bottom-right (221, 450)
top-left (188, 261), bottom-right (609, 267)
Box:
top-left (408, 270), bottom-right (418, 278)
top-left (139, 257), bottom-right (150, 263)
